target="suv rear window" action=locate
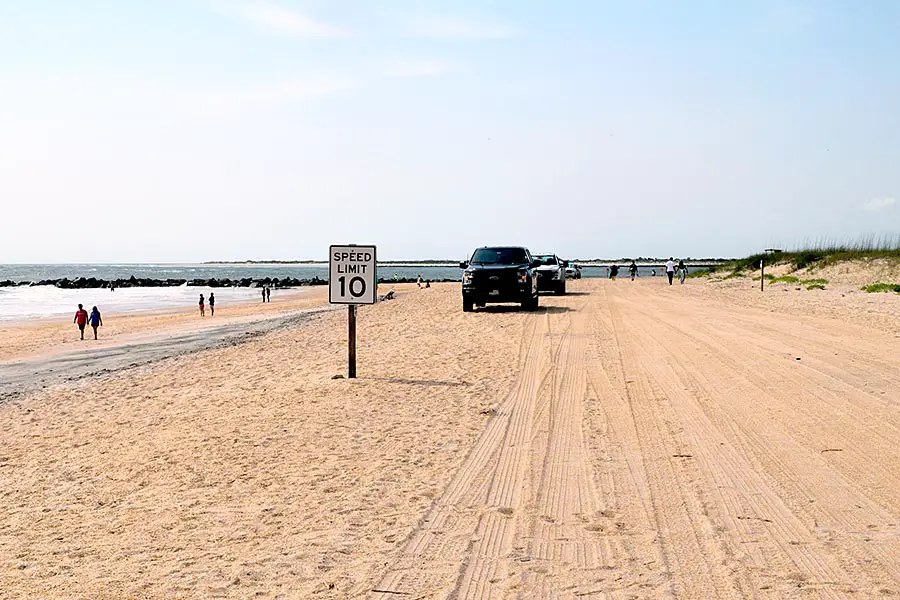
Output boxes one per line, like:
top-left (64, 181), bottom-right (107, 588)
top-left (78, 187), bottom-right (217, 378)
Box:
top-left (533, 255), bottom-right (557, 266)
top-left (471, 248), bottom-right (528, 265)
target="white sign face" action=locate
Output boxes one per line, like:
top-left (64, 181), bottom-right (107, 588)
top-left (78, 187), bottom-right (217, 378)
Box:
top-left (329, 245), bottom-right (377, 305)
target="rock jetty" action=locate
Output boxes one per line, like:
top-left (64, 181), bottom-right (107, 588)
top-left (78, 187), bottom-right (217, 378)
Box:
top-left (0, 276), bottom-right (457, 289)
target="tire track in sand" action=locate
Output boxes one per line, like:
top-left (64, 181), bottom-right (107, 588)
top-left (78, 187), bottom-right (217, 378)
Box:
top-left (372, 292), bottom-right (625, 599)
top-left (371, 311), bottom-right (552, 599)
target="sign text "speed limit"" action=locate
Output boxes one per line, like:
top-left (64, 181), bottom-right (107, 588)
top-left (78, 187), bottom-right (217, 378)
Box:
top-left (329, 245), bottom-right (377, 305)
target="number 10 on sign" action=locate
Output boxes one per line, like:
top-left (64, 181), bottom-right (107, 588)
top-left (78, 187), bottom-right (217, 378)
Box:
top-left (329, 245), bottom-right (377, 378)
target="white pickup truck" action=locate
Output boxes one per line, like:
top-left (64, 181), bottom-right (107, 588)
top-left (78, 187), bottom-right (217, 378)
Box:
top-left (532, 254), bottom-right (567, 295)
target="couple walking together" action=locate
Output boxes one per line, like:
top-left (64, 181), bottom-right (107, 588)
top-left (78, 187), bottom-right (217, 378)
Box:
top-left (665, 258), bottom-right (687, 285)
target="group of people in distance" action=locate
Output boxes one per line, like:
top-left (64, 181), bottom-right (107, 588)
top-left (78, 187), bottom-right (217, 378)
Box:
top-left (73, 286), bottom-right (275, 339)
top-left (608, 258), bottom-right (688, 285)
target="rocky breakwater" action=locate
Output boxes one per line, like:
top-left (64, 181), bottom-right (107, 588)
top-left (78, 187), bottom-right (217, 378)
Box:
top-left (0, 275), bottom-right (461, 288)
top-left (0, 276), bottom-right (327, 289)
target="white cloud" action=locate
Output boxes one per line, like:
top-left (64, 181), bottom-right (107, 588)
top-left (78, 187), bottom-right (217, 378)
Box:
top-left (862, 197), bottom-right (897, 211)
top-left (214, 1), bottom-right (349, 37)
top-left (410, 17), bottom-right (517, 40)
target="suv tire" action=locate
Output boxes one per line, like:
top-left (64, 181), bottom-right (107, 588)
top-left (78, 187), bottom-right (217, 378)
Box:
top-left (463, 298), bottom-right (474, 312)
top-left (556, 280), bottom-right (566, 295)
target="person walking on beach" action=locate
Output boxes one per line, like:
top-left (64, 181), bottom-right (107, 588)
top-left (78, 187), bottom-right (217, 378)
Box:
top-left (678, 259), bottom-right (687, 284)
top-left (665, 257), bottom-right (676, 285)
top-left (199, 293), bottom-right (206, 317)
top-left (417, 274), bottom-right (423, 288)
top-left (89, 306), bottom-right (103, 340)
top-left (629, 261), bottom-right (638, 281)
top-left (209, 292), bottom-right (215, 316)
top-left (266, 287), bottom-right (271, 302)
top-left (73, 304), bottom-right (89, 340)
top-left (609, 264), bottom-right (619, 280)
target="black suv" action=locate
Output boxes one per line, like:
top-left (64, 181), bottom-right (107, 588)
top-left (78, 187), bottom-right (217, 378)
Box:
top-left (459, 246), bottom-right (540, 312)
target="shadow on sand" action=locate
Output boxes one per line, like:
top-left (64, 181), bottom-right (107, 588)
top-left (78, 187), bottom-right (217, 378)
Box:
top-left (474, 305), bottom-right (573, 315)
top-left (367, 377), bottom-right (472, 387)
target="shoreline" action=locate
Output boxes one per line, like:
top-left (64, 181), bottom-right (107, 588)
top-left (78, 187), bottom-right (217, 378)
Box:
top-left (0, 283), bottom-right (425, 364)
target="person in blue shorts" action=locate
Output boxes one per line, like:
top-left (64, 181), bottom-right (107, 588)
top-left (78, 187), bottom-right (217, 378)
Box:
top-left (89, 306), bottom-right (103, 340)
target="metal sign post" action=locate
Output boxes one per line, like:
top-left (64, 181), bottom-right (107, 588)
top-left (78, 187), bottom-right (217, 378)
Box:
top-left (329, 245), bottom-right (377, 378)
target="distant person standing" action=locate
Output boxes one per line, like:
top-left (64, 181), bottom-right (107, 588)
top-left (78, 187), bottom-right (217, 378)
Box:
top-left (651, 269), bottom-right (656, 277)
top-left (73, 304), bottom-right (89, 340)
top-left (261, 287), bottom-right (267, 303)
top-left (665, 257), bottom-right (676, 285)
top-left (89, 306), bottom-right (103, 340)
top-left (629, 261), bottom-right (638, 281)
top-left (609, 264), bottom-right (619, 280)
top-left (209, 292), bottom-right (215, 316)
top-left (199, 293), bottom-right (206, 317)
top-left (678, 259), bottom-right (687, 284)
top-left (417, 274), bottom-right (423, 288)
top-left (266, 287), bottom-right (271, 302)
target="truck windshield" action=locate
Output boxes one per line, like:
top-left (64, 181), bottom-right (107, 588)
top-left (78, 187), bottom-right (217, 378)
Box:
top-left (533, 255), bottom-right (557, 266)
top-left (471, 248), bottom-right (528, 265)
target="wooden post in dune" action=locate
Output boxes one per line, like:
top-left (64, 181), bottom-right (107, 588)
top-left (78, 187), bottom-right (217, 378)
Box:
top-left (329, 244), bottom-right (377, 379)
top-left (760, 258), bottom-right (765, 291)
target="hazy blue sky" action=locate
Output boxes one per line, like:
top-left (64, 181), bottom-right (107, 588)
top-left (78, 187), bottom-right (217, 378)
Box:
top-left (1, 0), bottom-right (898, 262)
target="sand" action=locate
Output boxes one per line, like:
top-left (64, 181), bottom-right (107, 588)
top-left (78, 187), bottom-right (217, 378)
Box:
top-left (1, 277), bottom-right (899, 598)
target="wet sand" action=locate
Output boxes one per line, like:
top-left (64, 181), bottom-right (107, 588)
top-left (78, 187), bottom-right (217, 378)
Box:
top-left (0, 277), bottom-right (898, 598)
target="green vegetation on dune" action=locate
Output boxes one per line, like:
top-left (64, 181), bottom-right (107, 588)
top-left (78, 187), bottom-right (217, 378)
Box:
top-left (708, 236), bottom-right (900, 281)
top-left (771, 275), bottom-right (800, 284)
top-left (863, 283), bottom-right (900, 294)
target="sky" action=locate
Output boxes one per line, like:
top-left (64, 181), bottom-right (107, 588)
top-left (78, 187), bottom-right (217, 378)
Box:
top-left (1, 0), bottom-right (898, 262)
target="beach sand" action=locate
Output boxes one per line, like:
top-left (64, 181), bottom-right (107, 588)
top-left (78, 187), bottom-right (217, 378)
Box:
top-left (1, 276), bottom-right (898, 598)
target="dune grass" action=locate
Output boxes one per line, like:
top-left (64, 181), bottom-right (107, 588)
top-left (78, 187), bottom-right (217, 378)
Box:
top-left (862, 283), bottom-right (900, 294)
top-left (709, 235), bottom-right (900, 277)
top-left (771, 275), bottom-right (800, 284)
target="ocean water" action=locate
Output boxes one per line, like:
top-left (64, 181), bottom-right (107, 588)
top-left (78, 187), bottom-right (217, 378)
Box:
top-left (0, 263), bottom-right (463, 283)
top-left (0, 264), bottom-right (462, 322)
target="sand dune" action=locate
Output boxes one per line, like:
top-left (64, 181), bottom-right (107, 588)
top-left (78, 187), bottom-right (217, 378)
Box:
top-left (1, 278), bottom-right (898, 598)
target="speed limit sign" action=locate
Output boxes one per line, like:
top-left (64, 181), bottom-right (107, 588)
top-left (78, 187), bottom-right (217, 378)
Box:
top-left (329, 245), bottom-right (377, 305)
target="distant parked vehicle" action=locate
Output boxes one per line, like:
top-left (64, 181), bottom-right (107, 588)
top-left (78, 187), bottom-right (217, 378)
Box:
top-left (532, 254), bottom-right (567, 295)
top-left (459, 246), bottom-right (540, 312)
top-left (565, 263), bottom-right (582, 279)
